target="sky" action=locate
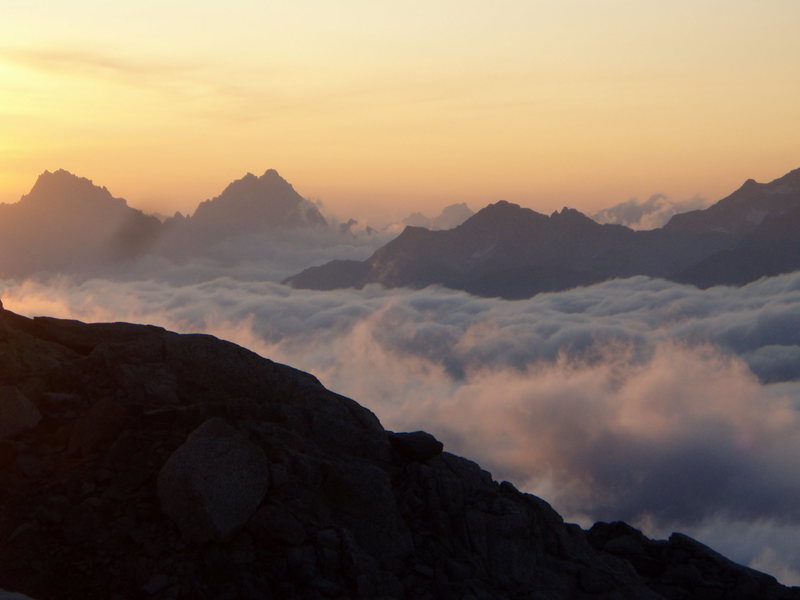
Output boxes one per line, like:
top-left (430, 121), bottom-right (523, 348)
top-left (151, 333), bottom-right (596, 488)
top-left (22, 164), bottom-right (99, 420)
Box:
top-left (1, 0), bottom-right (799, 223)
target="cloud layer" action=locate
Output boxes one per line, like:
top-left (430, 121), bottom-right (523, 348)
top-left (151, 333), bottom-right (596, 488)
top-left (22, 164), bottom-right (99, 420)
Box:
top-left (3, 273), bottom-right (800, 582)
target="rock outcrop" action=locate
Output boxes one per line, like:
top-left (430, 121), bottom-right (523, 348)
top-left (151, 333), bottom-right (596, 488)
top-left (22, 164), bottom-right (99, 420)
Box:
top-left (0, 302), bottom-right (797, 599)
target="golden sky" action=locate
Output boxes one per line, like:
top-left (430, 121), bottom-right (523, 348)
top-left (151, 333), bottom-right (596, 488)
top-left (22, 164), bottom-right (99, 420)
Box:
top-left (1, 0), bottom-right (799, 223)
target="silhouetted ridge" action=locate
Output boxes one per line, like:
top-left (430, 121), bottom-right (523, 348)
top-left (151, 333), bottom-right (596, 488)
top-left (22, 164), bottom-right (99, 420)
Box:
top-left (665, 168), bottom-right (800, 234)
top-left (457, 200), bottom-right (548, 233)
top-left (285, 199), bottom-right (709, 297)
top-left (288, 166), bottom-right (800, 297)
top-left (7, 165), bottom-right (800, 292)
top-left (0, 305), bottom-right (797, 599)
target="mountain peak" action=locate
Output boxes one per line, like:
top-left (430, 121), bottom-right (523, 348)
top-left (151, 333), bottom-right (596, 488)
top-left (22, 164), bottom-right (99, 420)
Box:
top-left (551, 206), bottom-right (579, 217)
top-left (262, 168), bottom-right (282, 179)
top-left (469, 199), bottom-right (525, 217)
top-left (492, 199), bottom-right (517, 209)
top-left (190, 169), bottom-right (326, 231)
top-left (21, 169), bottom-right (117, 208)
top-left (32, 168), bottom-right (106, 191)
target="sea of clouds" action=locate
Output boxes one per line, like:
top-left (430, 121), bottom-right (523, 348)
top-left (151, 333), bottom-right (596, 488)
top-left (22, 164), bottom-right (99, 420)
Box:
top-left (3, 272), bottom-right (800, 583)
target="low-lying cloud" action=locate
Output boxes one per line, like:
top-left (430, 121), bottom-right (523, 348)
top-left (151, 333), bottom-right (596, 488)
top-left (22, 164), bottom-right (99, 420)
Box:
top-left (3, 273), bottom-right (800, 582)
top-left (593, 193), bottom-right (710, 230)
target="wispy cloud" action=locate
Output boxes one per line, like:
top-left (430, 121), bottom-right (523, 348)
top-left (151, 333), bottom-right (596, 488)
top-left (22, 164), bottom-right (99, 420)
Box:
top-left (1, 46), bottom-right (188, 85)
top-left (0, 45), bottom-right (297, 122)
top-left (593, 193), bottom-right (710, 230)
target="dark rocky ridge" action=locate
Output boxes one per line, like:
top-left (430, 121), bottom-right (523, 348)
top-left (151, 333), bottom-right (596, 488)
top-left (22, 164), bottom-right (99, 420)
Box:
top-left (0, 300), bottom-right (796, 599)
top-left (286, 168), bottom-right (800, 297)
top-left (285, 201), bottom-right (735, 298)
top-left (665, 168), bottom-right (800, 235)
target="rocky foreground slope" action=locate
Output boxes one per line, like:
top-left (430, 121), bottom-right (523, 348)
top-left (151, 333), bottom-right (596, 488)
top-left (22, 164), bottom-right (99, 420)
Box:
top-left (0, 299), bottom-right (797, 599)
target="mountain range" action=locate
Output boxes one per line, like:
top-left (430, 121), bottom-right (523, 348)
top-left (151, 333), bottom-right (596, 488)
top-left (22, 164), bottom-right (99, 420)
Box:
top-left (2, 167), bottom-right (800, 295)
top-left (0, 170), bottom-right (161, 277)
top-left (0, 169), bottom-right (346, 278)
top-left (286, 168), bottom-right (800, 297)
top-left (0, 300), bottom-right (797, 599)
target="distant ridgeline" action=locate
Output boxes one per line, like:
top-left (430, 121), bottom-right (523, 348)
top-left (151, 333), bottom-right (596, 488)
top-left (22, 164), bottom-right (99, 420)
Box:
top-left (0, 169), bottom-right (327, 278)
top-left (3, 166), bottom-right (800, 295)
top-left (287, 168), bottom-right (800, 298)
top-left (0, 303), bottom-right (798, 598)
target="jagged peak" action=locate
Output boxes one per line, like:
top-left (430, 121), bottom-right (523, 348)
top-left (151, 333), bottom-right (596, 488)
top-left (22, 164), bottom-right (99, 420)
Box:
top-left (262, 168), bottom-right (282, 179)
top-left (33, 168), bottom-right (104, 189)
top-left (210, 169), bottom-right (297, 201)
top-left (22, 169), bottom-right (116, 205)
top-left (551, 206), bottom-right (581, 217)
top-left (191, 169), bottom-right (326, 228)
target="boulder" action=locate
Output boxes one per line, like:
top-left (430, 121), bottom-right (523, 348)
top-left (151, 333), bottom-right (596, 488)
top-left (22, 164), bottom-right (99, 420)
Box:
top-left (157, 418), bottom-right (270, 543)
top-left (0, 387), bottom-right (41, 439)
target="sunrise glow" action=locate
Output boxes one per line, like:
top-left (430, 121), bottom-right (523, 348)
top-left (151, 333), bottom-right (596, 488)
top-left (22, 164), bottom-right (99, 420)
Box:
top-left (2, 1), bottom-right (799, 222)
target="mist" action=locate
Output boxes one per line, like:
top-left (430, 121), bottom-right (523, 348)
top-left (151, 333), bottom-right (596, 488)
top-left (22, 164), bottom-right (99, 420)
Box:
top-left (3, 272), bottom-right (800, 582)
